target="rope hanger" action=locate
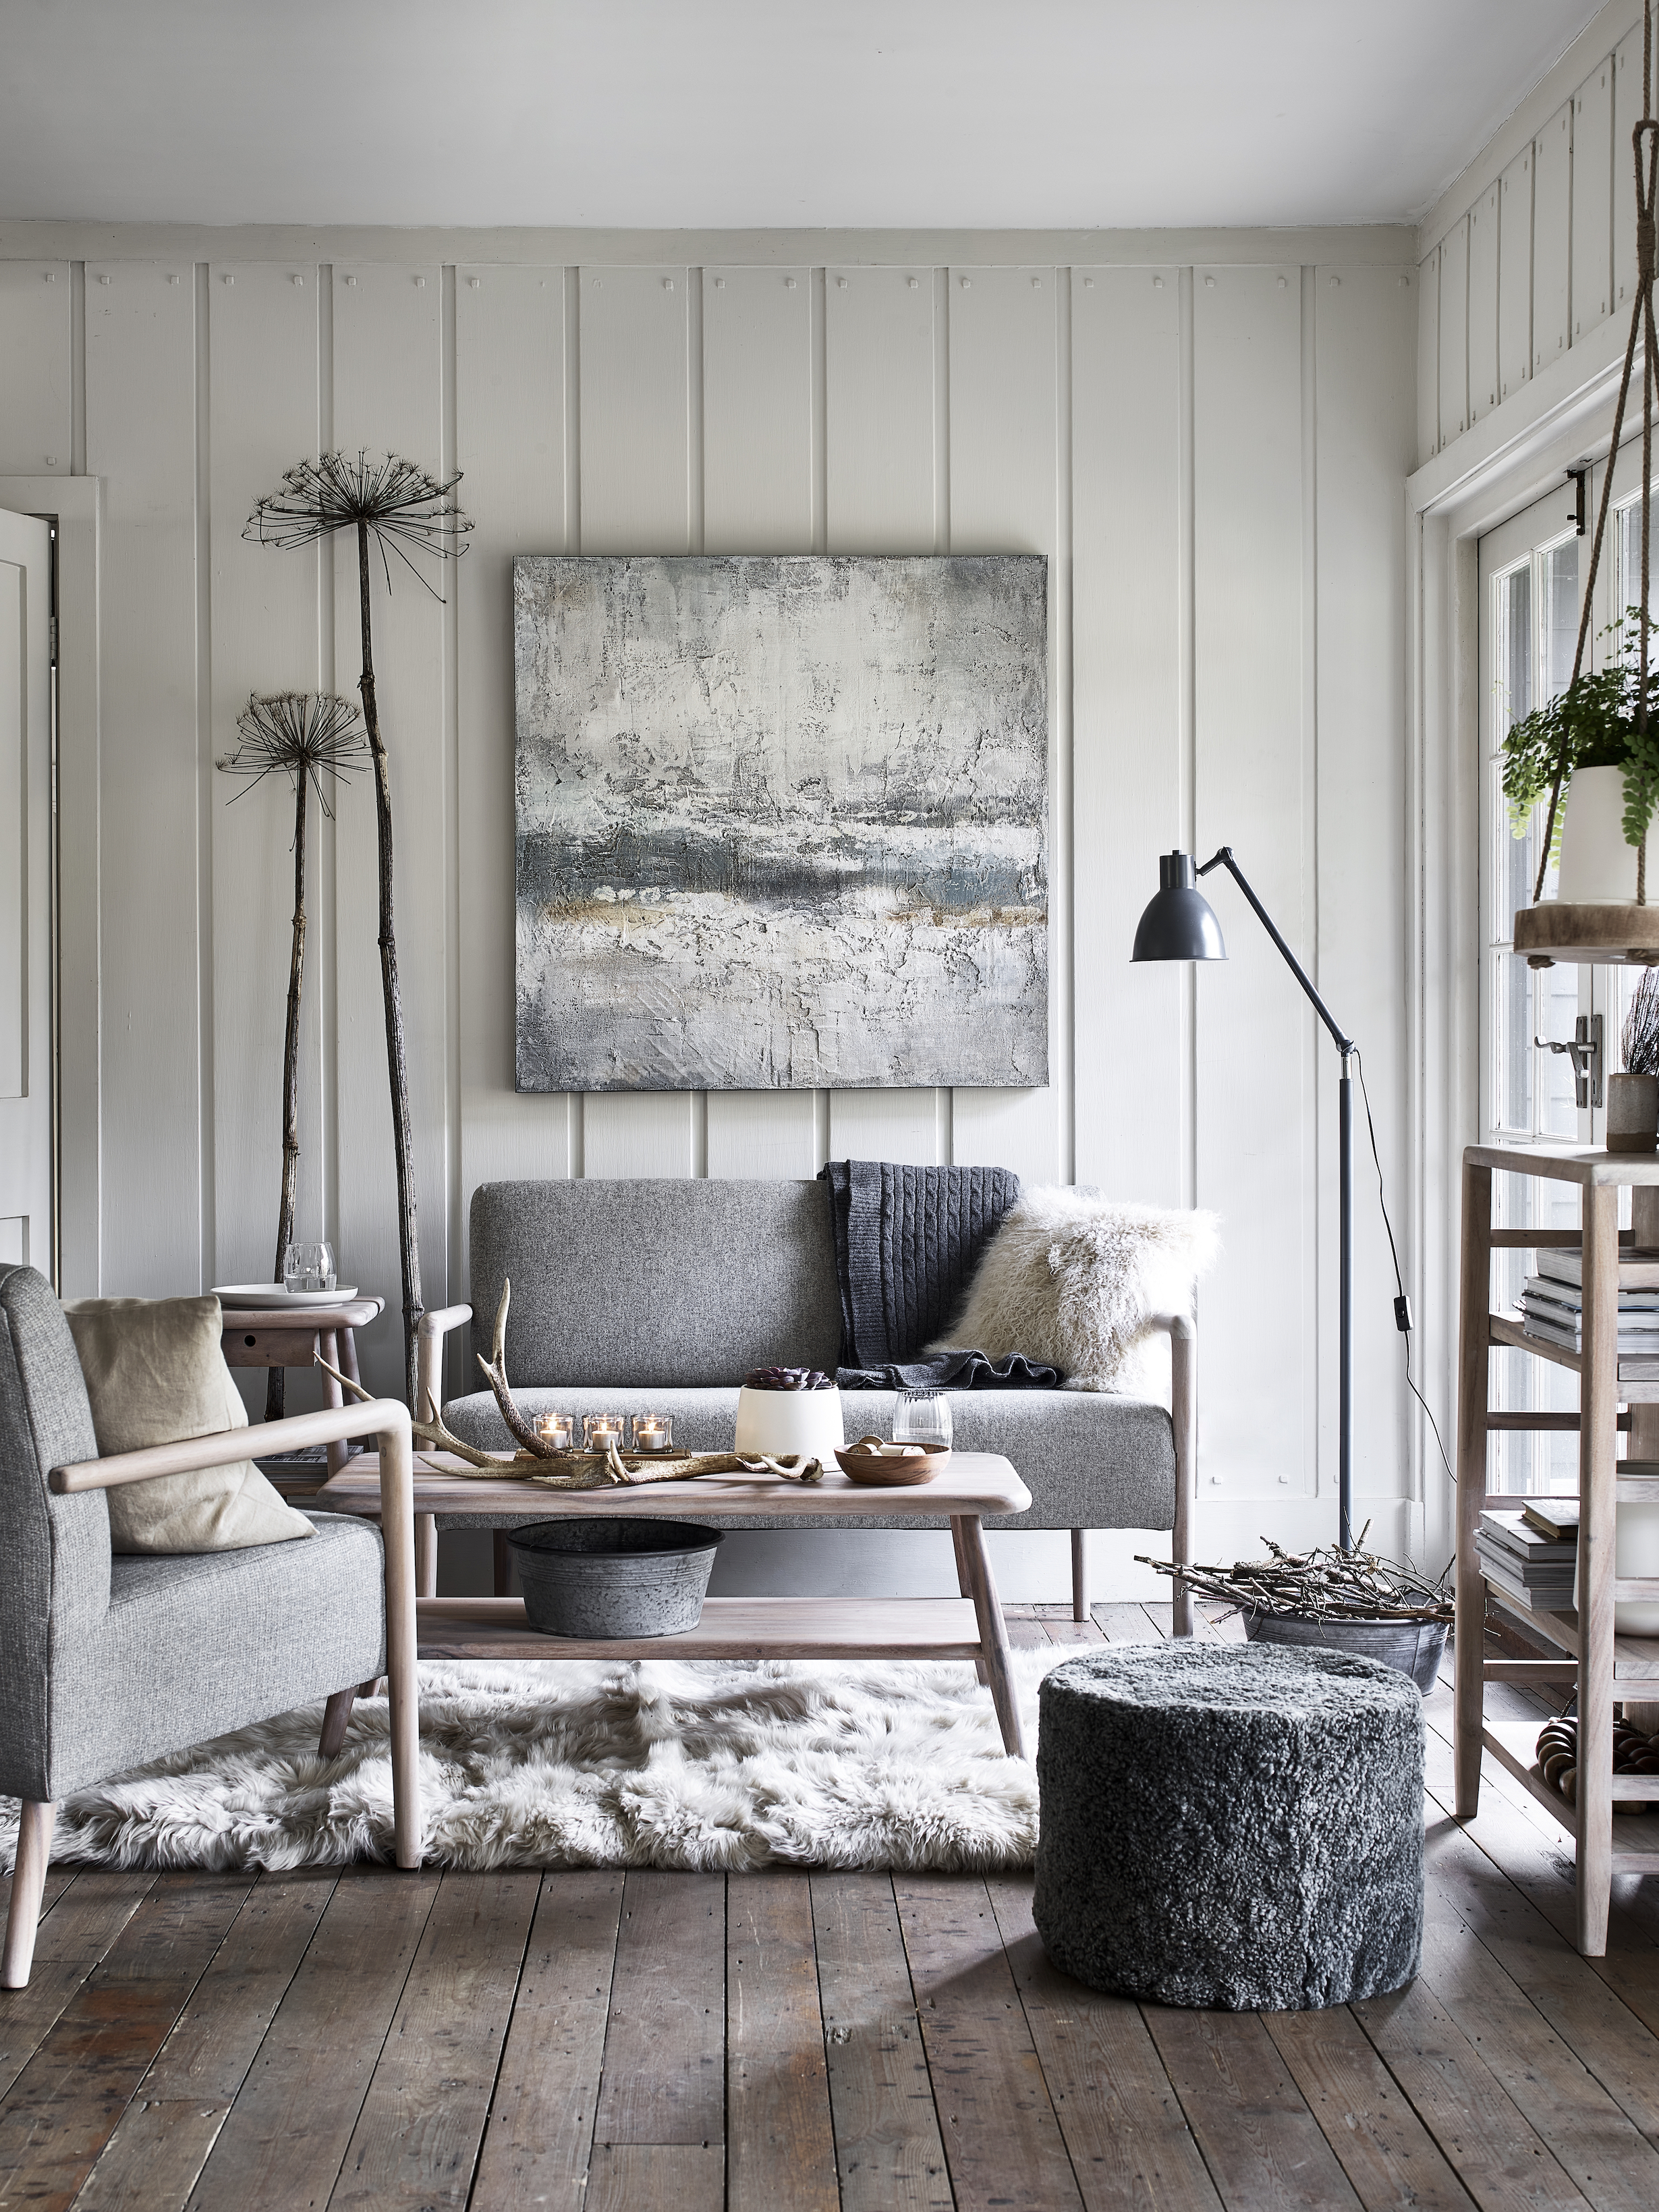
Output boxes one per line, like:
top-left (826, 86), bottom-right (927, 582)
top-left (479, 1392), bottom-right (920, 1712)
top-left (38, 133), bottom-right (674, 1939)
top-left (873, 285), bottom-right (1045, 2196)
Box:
top-left (1535, 0), bottom-right (1659, 904)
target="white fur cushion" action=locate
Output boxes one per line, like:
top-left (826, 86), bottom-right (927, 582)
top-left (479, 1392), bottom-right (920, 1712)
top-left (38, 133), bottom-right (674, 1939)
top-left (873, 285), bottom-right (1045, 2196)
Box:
top-left (932, 1188), bottom-right (1220, 1396)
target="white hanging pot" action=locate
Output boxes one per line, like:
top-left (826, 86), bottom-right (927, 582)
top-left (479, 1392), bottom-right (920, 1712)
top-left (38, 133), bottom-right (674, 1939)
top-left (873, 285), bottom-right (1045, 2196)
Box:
top-left (1556, 766), bottom-right (1652, 902)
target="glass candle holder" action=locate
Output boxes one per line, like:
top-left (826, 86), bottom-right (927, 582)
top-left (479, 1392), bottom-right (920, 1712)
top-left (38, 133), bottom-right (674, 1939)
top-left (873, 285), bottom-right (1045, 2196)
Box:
top-left (631, 1413), bottom-right (673, 1454)
top-left (893, 1387), bottom-right (953, 1453)
top-left (583, 1413), bottom-right (625, 1451)
top-left (535, 1413), bottom-right (573, 1451)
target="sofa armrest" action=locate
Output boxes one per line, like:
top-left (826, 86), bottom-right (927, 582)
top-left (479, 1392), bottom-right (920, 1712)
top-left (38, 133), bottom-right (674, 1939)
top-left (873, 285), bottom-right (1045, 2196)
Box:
top-left (416, 1304), bottom-right (474, 1420)
top-left (1146, 1312), bottom-right (1198, 1636)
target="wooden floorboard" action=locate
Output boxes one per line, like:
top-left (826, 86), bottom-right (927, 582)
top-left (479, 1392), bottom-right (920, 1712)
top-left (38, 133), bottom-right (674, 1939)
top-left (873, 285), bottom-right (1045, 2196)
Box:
top-left (469, 1869), bottom-right (623, 2212)
top-left (5, 1707), bottom-right (1659, 2210)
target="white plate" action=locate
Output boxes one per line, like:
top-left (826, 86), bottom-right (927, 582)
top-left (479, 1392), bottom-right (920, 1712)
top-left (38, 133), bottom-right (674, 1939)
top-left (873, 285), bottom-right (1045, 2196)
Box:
top-left (212, 1283), bottom-right (360, 1308)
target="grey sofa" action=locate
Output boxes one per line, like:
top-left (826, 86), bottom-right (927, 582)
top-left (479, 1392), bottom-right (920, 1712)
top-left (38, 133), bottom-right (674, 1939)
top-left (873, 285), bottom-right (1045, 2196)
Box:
top-left (427, 1180), bottom-right (1196, 1620)
top-left (0, 1264), bottom-right (421, 1987)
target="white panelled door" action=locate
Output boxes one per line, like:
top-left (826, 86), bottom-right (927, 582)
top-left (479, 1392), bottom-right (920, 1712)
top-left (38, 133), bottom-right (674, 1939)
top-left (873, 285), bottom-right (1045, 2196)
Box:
top-left (0, 509), bottom-right (53, 1277)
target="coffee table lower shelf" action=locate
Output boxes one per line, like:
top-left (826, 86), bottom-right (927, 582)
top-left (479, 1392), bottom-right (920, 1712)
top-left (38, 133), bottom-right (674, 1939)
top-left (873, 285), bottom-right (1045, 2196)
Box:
top-left (416, 1593), bottom-right (988, 1663)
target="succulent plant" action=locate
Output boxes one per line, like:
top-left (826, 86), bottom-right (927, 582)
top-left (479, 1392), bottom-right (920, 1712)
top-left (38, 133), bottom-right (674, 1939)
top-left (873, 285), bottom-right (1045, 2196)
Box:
top-left (744, 1365), bottom-right (835, 1391)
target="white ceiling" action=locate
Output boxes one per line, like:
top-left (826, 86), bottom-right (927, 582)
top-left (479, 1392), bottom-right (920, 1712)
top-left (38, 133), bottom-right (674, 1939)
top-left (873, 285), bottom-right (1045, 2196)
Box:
top-left (0, 0), bottom-right (1611, 231)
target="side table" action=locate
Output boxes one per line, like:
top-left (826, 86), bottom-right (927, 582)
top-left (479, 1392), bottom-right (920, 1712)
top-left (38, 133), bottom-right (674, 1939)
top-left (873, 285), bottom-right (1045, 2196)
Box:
top-left (1456, 1144), bottom-right (1659, 1956)
top-left (221, 1296), bottom-right (386, 1478)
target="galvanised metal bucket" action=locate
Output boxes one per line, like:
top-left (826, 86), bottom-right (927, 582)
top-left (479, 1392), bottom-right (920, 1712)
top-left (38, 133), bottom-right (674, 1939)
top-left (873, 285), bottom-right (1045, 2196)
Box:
top-left (1243, 1612), bottom-right (1449, 1695)
top-left (507, 1518), bottom-right (723, 1639)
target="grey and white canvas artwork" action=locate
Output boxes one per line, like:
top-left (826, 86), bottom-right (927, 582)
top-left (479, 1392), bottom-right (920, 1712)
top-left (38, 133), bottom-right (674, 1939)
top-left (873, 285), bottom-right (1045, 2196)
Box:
top-left (513, 555), bottom-right (1048, 1092)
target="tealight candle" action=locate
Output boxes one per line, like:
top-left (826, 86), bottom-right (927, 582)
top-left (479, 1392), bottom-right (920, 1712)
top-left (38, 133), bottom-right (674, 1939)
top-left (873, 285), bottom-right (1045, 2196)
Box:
top-left (535, 1413), bottom-right (573, 1451)
top-left (583, 1414), bottom-right (624, 1451)
top-left (631, 1414), bottom-right (672, 1454)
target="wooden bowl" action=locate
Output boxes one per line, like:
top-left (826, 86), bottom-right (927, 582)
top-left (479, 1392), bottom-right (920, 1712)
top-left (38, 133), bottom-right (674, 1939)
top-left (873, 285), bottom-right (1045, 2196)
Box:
top-left (834, 1444), bottom-right (949, 1487)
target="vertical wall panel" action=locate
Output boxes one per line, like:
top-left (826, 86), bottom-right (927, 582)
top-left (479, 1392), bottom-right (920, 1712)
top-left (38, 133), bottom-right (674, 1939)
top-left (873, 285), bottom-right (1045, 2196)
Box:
top-left (208, 262), bottom-right (323, 1310)
top-left (578, 267), bottom-right (690, 557)
top-left (1193, 264), bottom-right (1309, 1501)
top-left (1316, 262), bottom-right (1416, 1510)
top-left (1498, 147), bottom-right (1534, 404)
top-left (947, 265), bottom-right (1060, 1185)
top-left (824, 267), bottom-right (934, 552)
top-left (0, 264), bottom-right (71, 474)
top-left (1571, 57), bottom-right (1614, 345)
top-left (577, 266), bottom-right (696, 1175)
top-left (85, 263), bottom-right (202, 1292)
top-left (1437, 215), bottom-right (1469, 444)
top-left (1533, 101), bottom-right (1573, 375)
top-left (331, 262), bottom-right (447, 1390)
top-left (455, 266), bottom-right (571, 1264)
top-left (1071, 267), bottom-right (1183, 1201)
top-left (1615, 24), bottom-right (1647, 316)
top-left (702, 263), bottom-right (818, 1180)
top-left (1416, 246), bottom-right (1440, 463)
top-left (703, 267), bottom-right (811, 554)
top-left (824, 264), bottom-right (942, 1165)
top-left (1467, 185), bottom-right (1499, 422)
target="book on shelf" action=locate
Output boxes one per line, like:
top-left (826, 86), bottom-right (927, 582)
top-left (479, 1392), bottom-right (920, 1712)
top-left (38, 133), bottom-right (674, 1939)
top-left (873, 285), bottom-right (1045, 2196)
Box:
top-left (1516, 1307), bottom-right (1659, 1356)
top-left (1478, 1510), bottom-right (1576, 1563)
top-left (1521, 1499), bottom-right (1579, 1541)
top-left (1475, 1543), bottom-right (1575, 1611)
top-left (1519, 1277), bottom-right (1659, 1316)
top-left (1536, 1246), bottom-right (1659, 1291)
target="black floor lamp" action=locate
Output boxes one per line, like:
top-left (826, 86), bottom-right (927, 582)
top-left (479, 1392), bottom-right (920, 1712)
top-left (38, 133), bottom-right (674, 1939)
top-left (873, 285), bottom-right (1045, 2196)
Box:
top-left (1131, 849), bottom-right (1358, 1553)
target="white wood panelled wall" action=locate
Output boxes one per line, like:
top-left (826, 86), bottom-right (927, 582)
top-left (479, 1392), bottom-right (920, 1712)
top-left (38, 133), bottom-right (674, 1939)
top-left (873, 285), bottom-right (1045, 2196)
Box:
top-left (1419, 4), bottom-right (1652, 468)
top-left (0, 224), bottom-right (1415, 1536)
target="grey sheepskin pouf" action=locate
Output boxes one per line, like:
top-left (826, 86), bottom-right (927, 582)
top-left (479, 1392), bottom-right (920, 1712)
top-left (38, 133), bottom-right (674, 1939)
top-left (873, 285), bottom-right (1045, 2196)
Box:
top-left (1033, 1642), bottom-right (1424, 2010)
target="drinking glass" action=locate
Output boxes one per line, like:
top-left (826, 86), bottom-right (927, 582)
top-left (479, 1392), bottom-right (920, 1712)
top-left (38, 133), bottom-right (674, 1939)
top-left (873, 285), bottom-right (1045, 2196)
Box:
top-left (282, 1241), bottom-right (335, 1293)
top-left (893, 1387), bottom-right (952, 1452)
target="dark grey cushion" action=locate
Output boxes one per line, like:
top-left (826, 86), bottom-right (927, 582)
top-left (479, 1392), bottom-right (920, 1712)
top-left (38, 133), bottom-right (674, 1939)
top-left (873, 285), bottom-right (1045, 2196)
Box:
top-left (440, 1384), bottom-right (1175, 1533)
top-left (469, 1180), bottom-right (841, 1387)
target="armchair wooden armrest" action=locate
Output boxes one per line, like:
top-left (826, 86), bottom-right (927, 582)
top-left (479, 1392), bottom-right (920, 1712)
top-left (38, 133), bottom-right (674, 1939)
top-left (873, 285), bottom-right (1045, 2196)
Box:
top-left (51, 1398), bottom-right (421, 1870)
top-left (416, 1304), bottom-right (474, 1422)
top-left (1146, 1313), bottom-right (1198, 1638)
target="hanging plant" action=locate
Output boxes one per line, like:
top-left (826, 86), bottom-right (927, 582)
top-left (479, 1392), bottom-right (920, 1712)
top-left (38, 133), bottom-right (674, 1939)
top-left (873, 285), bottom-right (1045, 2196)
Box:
top-left (244, 455), bottom-right (472, 1408)
top-left (216, 691), bottom-right (368, 1417)
top-left (1502, 610), bottom-right (1659, 887)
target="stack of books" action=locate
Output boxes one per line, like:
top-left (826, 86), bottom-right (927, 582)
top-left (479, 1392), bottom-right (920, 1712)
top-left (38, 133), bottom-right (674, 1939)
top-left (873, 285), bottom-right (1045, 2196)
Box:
top-left (1475, 1504), bottom-right (1578, 1611)
top-left (1517, 1247), bottom-right (1659, 1377)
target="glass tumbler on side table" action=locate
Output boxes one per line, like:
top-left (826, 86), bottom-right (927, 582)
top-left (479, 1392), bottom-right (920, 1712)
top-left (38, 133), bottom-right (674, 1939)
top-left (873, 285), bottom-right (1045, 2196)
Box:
top-left (282, 1242), bottom-right (336, 1293)
top-left (893, 1387), bottom-right (952, 1453)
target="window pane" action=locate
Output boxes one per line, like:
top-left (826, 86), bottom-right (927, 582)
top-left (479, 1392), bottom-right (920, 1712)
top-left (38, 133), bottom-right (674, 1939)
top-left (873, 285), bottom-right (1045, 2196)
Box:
top-left (1542, 537), bottom-right (1580, 701)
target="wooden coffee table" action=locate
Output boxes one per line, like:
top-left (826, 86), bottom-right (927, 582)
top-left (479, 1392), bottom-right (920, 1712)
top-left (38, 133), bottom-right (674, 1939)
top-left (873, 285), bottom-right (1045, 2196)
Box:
top-left (314, 1450), bottom-right (1034, 1758)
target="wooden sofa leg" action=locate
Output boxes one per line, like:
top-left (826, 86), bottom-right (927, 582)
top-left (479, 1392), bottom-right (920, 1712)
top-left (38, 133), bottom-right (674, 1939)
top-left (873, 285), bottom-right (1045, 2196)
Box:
top-left (1071, 1529), bottom-right (1088, 1622)
top-left (3, 1801), bottom-right (56, 1989)
top-left (318, 1688), bottom-right (358, 1759)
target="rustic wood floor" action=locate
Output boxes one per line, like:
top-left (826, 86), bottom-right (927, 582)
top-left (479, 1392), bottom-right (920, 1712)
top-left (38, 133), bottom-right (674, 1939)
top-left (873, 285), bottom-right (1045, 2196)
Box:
top-left (3, 1600), bottom-right (1658, 2211)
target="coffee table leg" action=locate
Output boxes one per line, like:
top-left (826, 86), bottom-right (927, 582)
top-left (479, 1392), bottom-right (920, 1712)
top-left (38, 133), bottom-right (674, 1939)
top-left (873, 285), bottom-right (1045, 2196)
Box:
top-left (955, 1513), bottom-right (1027, 1760)
top-left (416, 1514), bottom-right (437, 1598)
top-left (951, 1517), bottom-right (990, 1685)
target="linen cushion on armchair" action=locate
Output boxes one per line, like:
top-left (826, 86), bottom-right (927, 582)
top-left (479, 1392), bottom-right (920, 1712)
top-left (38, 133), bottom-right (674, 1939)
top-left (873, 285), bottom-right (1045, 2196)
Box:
top-left (63, 1296), bottom-right (312, 1552)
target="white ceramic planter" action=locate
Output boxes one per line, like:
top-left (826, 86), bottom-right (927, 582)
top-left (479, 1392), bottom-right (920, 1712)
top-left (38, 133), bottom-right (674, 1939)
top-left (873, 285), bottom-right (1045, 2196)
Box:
top-left (733, 1385), bottom-right (845, 1460)
top-left (1607, 1070), bottom-right (1659, 1154)
top-left (1557, 766), bottom-right (1652, 903)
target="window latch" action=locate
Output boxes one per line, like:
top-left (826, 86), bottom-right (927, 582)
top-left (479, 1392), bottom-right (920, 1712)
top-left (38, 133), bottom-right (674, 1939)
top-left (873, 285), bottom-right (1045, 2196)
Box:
top-left (1535, 1012), bottom-right (1604, 1109)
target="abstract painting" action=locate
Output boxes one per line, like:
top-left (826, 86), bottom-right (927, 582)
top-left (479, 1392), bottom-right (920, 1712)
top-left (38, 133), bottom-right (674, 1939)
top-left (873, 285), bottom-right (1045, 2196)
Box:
top-left (513, 555), bottom-right (1048, 1092)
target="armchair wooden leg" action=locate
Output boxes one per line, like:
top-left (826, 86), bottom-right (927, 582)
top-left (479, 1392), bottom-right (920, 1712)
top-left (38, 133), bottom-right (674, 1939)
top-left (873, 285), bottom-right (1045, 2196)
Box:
top-left (318, 1688), bottom-right (357, 1759)
top-left (3, 1802), bottom-right (56, 1989)
top-left (1071, 1528), bottom-right (1088, 1622)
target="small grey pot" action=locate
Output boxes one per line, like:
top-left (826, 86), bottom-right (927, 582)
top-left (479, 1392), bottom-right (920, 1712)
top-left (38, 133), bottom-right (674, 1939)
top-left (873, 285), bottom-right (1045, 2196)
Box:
top-left (1608, 1070), bottom-right (1659, 1155)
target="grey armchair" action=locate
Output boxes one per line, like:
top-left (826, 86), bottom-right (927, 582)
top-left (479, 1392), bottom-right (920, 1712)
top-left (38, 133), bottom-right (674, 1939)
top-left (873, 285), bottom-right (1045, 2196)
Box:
top-left (0, 1265), bottom-right (420, 1989)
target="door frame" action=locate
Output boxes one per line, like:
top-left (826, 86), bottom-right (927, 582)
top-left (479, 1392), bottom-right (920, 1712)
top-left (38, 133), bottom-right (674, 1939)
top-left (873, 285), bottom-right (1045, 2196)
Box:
top-left (0, 478), bottom-right (100, 1296)
top-left (1409, 321), bottom-right (1641, 1572)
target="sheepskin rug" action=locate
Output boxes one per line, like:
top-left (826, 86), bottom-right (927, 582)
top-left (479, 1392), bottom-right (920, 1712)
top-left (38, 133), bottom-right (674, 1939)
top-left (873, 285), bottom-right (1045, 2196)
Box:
top-left (1, 1652), bottom-right (1071, 1875)
top-left (938, 1186), bottom-right (1220, 1398)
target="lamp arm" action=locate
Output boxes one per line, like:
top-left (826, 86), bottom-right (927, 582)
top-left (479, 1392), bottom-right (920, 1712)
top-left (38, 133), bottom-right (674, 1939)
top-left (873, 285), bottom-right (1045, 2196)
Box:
top-left (1198, 847), bottom-right (1355, 1060)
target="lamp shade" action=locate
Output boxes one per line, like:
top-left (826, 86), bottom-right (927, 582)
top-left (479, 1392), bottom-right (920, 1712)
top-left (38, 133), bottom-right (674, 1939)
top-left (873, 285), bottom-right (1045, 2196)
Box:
top-left (1131, 852), bottom-right (1227, 963)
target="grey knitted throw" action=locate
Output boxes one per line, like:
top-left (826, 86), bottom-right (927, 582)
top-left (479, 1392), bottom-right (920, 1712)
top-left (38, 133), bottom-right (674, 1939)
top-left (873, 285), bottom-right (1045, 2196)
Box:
top-left (819, 1160), bottom-right (1055, 1387)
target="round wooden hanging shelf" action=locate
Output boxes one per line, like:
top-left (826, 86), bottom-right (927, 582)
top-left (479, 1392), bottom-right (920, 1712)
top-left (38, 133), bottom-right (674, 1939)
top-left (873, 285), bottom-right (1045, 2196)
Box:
top-left (1513, 902), bottom-right (1659, 966)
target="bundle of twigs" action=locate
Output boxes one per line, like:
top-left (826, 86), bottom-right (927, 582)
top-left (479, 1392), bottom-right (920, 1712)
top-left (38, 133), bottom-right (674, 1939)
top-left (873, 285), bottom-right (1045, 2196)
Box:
top-left (1137, 1535), bottom-right (1453, 1623)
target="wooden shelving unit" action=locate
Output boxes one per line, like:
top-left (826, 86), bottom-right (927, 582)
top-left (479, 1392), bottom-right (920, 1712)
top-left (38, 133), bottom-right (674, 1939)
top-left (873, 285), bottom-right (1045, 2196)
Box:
top-left (1457, 1145), bottom-right (1659, 1954)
